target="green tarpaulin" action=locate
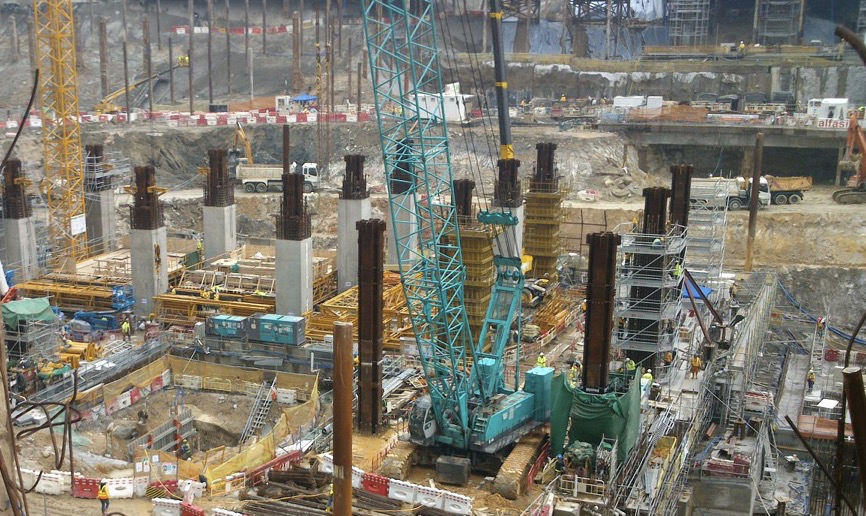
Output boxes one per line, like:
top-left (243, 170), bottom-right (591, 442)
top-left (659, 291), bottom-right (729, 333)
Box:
top-left (2, 297), bottom-right (55, 327)
top-left (549, 369), bottom-right (641, 460)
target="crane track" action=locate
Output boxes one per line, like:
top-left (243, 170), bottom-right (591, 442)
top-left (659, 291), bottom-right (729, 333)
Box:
top-left (832, 189), bottom-right (866, 204)
top-left (377, 440), bottom-right (417, 480)
top-left (493, 430), bottom-right (547, 500)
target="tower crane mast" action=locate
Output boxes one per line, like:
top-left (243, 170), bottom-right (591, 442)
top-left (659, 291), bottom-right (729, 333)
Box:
top-left (34, 0), bottom-right (88, 265)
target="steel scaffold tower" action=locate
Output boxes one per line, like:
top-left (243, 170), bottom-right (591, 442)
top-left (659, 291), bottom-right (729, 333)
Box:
top-left (754, 0), bottom-right (802, 46)
top-left (668, 0), bottom-right (710, 46)
top-left (34, 0), bottom-right (88, 265)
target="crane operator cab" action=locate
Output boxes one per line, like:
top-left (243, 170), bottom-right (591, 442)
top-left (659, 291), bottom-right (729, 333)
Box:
top-left (409, 395), bottom-right (438, 447)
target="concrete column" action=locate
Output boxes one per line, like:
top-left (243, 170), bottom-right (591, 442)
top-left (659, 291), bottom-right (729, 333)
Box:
top-left (85, 189), bottom-right (117, 255)
top-left (3, 218), bottom-right (39, 282)
top-left (337, 199), bottom-right (371, 292)
top-left (203, 205), bottom-right (237, 260)
top-left (385, 193), bottom-right (418, 267)
top-left (276, 238), bottom-right (313, 315)
top-left (131, 227), bottom-right (169, 317)
top-left (741, 147), bottom-right (754, 179)
top-left (637, 146), bottom-right (649, 171)
top-left (492, 204), bottom-right (525, 257)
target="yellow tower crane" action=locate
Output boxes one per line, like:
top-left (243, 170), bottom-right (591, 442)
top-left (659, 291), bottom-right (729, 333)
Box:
top-left (33, 0), bottom-right (88, 266)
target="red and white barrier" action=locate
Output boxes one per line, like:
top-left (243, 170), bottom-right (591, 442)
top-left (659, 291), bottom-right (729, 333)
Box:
top-left (153, 498), bottom-right (182, 516)
top-left (103, 476), bottom-right (135, 499)
top-left (318, 453), bottom-right (471, 515)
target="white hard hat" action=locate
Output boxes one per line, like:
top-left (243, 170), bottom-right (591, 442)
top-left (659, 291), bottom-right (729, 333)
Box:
top-left (647, 369), bottom-right (652, 373)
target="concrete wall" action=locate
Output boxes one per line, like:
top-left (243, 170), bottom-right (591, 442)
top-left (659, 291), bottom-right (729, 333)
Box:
top-left (337, 198), bottom-right (371, 293)
top-left (131, 227), bottom-right (169, 316)
top-left (203, 204), bottom-right (238, 260)
top-left (3, 217), bottom-right (39, 282)
top-left (275, 238), bottom-right (313, 316)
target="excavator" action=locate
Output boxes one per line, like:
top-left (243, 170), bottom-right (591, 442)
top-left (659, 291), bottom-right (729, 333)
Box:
top-left (834, 27), bottom-right (866, 204)
top-left (93, 55), bottom-right (190, 114)
top-left (229, 122), bottom-right (254, 165)
top-left (834, 113), bottom-right (866, 204)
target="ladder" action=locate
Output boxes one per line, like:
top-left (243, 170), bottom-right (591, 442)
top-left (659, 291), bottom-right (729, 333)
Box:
top-left (239, 378), bottom-right (276, 444)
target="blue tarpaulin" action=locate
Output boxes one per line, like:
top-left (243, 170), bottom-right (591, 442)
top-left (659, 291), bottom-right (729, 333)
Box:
top-left (682, 280), bottom-right (712, 299)
top-left (292, 93), bottom-right (318, 103)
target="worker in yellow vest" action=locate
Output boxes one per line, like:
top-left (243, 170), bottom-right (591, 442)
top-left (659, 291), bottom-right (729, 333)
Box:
top-left (97, 481), bottom-right (110, 514)
top-left (536, 352), bottom-right (547, 368)
top-left (690, 355), bottom-right (702, 379)
top-left (121, 319), bottom-right (131, 342)
top-left (642, 369), bottom-right (653, 383)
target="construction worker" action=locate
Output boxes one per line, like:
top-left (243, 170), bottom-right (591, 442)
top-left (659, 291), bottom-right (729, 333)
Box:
top-left (625, 357), bottom-right (636, 372)
top-left (554, 454), bottom-right (566, 474)
top-left (121, 319), bottom-right (131, 342)
top-left (738, 41), bottom-right (746, 57)
top-left (536, 352), bottom-right (547, 368)
top-left (97, 480), bottom-right (110, 514)
top-left (690, 354), bottom-right (702, 379)
top-left (353, 353), bottom-right (360, 369)
top-left (673, 261), bottom-right (683, 280)
top-left (816, 317), bottom-right (826, 331)
top-left (560, 93), bottom-right (567, 103)
top-left (729, 281), bottom-right (740, 301)
top-left (631, 216), bottom-right (639, 232)
top-left (180, 438), bottom-right (191, 460)
top-left (642, 368), bottom-right (653, 383)
top-left (652, 237), bottom-right (663, 249)
top-left (327, 482), bottom-right (334, 512)
top-left (196, 239), bottom-right (204, 258)
top-left (663, 351), bottom-right (673, 367)
top-left (807, 369), bottom-right (816, 392)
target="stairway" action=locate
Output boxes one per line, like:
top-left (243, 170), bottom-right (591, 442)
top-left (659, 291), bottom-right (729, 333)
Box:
top-left (239, 378), bottom-right (276, 444)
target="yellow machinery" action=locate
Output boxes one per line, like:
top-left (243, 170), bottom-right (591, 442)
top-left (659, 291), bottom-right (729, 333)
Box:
top-left (94, 56), bottom-right (190, 114)
top-left (232, 122), bottom-right (254, 165)
top-left (34, 0), bottom-right (88, 265)
top-left (61, 340), bottom-right (100, 362)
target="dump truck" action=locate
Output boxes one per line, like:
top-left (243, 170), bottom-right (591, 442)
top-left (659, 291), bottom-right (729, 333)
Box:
top-left (236, 162), bottom-right (319, 193)
top-left (691, 177), bottom-right (770, 211)
top-left (764, 175), bottom-right (812, 205)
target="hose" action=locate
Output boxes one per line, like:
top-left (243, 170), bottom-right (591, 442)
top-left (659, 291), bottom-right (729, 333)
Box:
top-left (777, 281), bottom-right (866, 346)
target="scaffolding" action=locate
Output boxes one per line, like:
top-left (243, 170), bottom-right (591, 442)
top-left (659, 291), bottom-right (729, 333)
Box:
top-left (685, 178), bottom-right (728, 310)
top-left (754, 0), bottom-right (802, 46)
top-left (4, 319), bottom-right (62, 361)
top-left (524, 179), bottom-right (564, 279)
top-left (667, 0), bottom-right (710, 46)
top-left (613, 224), bottom-right (688, 364)
top-left (454, 218), bottom-right (495, 342)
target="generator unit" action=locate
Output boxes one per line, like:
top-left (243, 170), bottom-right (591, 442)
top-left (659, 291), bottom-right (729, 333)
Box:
top-left (246, 314), bottom-right (305, 346)
top-left (205, 315), bottom-right (247, 339)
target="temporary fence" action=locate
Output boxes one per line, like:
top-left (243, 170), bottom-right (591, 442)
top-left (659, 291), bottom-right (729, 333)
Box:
top-left (3, 110), bottom-right (373, 132)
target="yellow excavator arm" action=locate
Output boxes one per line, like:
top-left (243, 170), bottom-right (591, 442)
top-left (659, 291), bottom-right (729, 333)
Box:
top-left (94, 56), bottom-right (189, 114)
top-left (233, 122), bottom-right (254, 165)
